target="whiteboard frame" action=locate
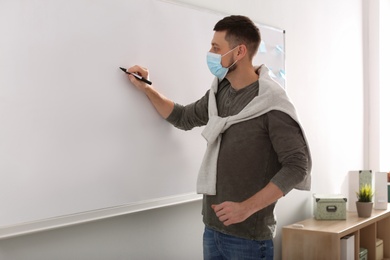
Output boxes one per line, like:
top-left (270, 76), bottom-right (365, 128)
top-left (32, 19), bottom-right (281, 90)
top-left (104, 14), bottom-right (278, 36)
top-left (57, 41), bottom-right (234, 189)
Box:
top-left (0, 193), bottom-right (202, 240)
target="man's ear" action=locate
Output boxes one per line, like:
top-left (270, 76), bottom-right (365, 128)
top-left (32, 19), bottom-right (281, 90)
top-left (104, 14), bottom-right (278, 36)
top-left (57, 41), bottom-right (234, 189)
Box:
top-left (237, 45), bottom-right (247, 59)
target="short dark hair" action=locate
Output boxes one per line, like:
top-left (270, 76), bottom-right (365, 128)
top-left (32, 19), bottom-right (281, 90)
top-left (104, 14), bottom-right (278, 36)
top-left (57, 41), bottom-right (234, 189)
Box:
top-left (214, 15), bottom-right (261, 59)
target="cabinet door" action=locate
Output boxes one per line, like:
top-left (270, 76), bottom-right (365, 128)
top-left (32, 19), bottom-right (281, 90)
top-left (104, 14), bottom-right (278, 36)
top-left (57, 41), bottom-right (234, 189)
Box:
top-left (282, 229), bottom-right (340, 260)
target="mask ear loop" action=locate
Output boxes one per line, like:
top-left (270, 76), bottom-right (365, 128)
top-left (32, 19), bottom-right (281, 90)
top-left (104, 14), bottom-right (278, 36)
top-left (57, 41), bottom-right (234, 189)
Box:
top-left (227, 59), bottom-right (238, 69)
top-left (221, 45), bottom-right (240, 57)
top-left (226, 45), bottom-right (241, 69)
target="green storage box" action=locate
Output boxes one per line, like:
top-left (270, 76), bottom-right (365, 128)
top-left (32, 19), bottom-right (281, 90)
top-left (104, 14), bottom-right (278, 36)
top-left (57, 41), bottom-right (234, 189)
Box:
top-left (388, 184), bottom-right (390, 203)
top-left (359, 247), bottom-right (368, 260)
top-left (313, 194), bottom-right (347, 220)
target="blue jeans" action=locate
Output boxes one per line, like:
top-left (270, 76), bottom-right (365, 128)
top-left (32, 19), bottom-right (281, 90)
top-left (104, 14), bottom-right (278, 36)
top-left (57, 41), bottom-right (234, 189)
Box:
top-left (203, 227), bottom-right (274, 260)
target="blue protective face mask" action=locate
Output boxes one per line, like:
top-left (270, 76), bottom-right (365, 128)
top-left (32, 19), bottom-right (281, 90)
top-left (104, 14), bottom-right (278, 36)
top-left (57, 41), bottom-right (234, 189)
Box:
top-left (206, 46), bottom-right (239, 80)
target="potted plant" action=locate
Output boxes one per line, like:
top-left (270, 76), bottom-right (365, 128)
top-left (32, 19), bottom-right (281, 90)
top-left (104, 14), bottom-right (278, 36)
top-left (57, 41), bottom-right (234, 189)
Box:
top-left (356, 184), bottom-right (374, 218)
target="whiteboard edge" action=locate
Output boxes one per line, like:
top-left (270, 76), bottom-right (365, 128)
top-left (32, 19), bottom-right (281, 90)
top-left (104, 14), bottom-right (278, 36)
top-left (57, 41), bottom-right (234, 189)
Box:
top-left (0, 193), bottom-right (202, 240)
top-left (158, 0), bottom-right (285, 32)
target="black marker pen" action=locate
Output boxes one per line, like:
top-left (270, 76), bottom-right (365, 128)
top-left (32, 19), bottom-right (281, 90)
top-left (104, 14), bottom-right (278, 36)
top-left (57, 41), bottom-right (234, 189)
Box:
top-left (119, 67), bottom-right (152, 85)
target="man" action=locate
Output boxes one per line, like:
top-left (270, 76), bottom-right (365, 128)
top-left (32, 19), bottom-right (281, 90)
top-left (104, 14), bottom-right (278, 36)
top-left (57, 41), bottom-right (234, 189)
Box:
top-left (126, 15), bottom-right (311, 260)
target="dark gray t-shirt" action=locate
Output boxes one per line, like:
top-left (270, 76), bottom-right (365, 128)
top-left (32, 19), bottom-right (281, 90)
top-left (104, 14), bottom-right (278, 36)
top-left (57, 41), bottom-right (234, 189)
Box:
top-left (166, 78), bottom-right (309, 240)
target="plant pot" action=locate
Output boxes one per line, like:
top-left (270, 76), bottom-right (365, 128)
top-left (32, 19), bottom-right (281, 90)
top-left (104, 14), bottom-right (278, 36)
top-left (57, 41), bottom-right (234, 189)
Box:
top-left (356, 201), bottom-right (373, 218)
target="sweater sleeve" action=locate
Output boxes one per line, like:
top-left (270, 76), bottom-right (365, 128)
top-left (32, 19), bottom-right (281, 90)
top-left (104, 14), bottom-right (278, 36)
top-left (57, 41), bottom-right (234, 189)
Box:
top-left (165, 90), bottom-right (210, 131)
top-left (266, 110), bottom-right (310, 195)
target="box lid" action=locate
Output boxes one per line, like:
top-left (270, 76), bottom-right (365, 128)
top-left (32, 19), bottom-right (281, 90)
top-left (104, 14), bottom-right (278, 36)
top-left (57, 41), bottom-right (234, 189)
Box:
top-left (376, 238), bottom-right (383, 246)
top-left (313, 194), bottom-right (347, 202)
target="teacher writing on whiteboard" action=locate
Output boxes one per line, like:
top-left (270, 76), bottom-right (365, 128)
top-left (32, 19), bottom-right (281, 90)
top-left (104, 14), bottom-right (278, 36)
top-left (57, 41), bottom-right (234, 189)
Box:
top-left (125, 15), bottom-right (311, 260)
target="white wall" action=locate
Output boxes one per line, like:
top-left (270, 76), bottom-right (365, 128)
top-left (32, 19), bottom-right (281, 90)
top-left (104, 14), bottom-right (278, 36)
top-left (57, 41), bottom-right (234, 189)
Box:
top-left (0, 0), bottom-right (365, 259)
top-left (379, 0), bottom-right (390, 171)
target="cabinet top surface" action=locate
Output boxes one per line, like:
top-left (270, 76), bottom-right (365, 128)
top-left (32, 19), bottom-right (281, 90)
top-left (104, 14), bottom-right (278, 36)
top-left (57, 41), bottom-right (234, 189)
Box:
top-left (283, 205), bottom-right (390, 235)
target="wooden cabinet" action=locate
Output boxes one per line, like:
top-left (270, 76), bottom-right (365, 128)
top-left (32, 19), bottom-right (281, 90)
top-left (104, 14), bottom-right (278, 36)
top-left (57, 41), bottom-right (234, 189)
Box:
top-left (282, 205), bottom-right (390, 260)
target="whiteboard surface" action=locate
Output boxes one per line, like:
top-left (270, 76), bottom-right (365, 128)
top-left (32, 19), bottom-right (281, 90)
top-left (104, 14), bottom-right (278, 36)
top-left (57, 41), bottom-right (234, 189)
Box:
top-left (0, 0), bottom-right (284, 234)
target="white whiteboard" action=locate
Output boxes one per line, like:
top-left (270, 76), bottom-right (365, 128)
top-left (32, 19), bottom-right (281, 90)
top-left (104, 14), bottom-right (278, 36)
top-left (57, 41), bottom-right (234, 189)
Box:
top-left (0, 0), bottom-right (285, 236)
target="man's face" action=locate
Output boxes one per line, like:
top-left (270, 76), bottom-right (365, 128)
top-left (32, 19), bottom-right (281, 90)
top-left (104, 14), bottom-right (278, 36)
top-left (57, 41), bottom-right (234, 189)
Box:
top-left (209, 31), bottom-right (236, 68)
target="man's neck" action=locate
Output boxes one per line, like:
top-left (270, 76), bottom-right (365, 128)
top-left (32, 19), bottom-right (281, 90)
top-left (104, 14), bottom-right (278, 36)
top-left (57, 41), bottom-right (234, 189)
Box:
top-left (225, 64), bottom-right (259, 90)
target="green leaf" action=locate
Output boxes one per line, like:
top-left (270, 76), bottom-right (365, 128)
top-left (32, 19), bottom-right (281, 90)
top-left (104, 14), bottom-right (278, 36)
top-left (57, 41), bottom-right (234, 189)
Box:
top-left (356, 184), bottom-right (374, 202)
